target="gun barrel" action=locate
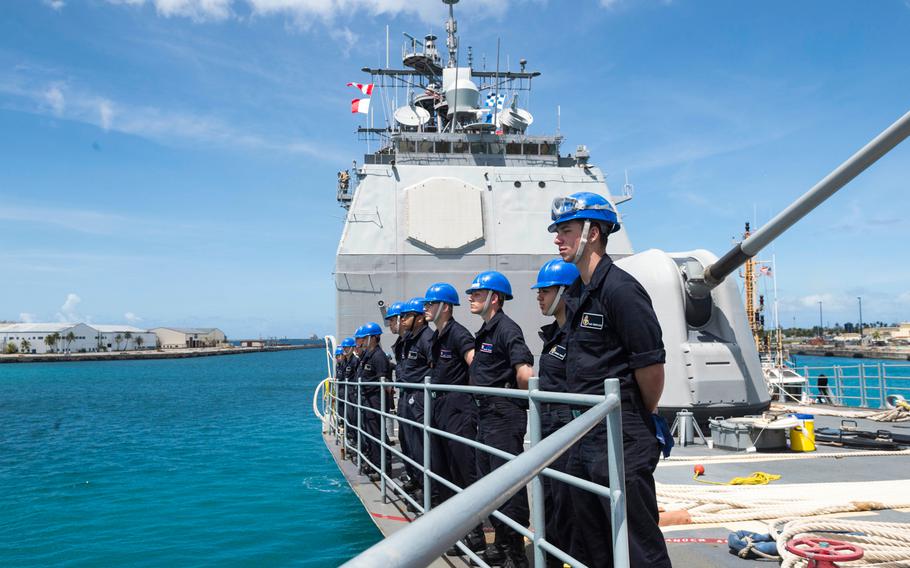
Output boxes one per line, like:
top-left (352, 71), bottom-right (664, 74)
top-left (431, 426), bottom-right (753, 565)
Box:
top-left (704, 109), bottom-right (910, 288)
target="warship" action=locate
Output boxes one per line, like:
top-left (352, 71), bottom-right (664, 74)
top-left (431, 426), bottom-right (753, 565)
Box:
top-left (319, 1), bottom-right (910, 566)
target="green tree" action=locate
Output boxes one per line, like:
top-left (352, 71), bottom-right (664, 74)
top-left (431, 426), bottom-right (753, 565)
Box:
top-left (114, 334), bottom-right (123, 350)
top-left (65, 331), bottom-right (76, 352)
top-left (5, 342), bottom-right (18, 354)
top-left (20, 339), bottom-right (31, 353)
top-left (135, 335), bottom-right (144, 350)
top-left (44, 333), bottom-right (57, 353)
top-left (124, 331), bottom-right (133, 350)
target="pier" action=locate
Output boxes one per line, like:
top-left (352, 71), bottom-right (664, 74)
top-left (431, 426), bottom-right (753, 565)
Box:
top-left (0, 344), bottom-right (317, 364)
top-left (791, 344), bottom-right (910, 361)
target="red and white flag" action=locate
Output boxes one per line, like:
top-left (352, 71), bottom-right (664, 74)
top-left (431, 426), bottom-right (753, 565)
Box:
top-left (759, 265), bottom-right (773, 276)
top-left (347, 82), bottom-right (374, 95)
top-left (351, 98), bottom-right (371, 114)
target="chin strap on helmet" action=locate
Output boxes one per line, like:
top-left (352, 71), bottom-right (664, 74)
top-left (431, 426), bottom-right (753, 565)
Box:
top-left (545, 285), bottom-right (565, 317)
top-left (430, 303), bottom-right (445, 325)
top-left (573, 219), bottom-right (591, 265)
top-left (480, 290), bottom-right (495, 318)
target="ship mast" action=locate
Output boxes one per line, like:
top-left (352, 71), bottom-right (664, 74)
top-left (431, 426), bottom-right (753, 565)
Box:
top-left (742, 222), bottom-right (763, 351)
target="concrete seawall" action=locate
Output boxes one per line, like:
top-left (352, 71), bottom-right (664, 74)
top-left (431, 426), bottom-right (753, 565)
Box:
top-left (791, 344), bottom-right (910, 361)
top-left (0, 344), bottom-right (320, 364)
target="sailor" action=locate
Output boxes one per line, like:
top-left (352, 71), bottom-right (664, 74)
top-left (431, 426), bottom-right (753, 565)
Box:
top-left (384, 301), bottom-right (409, 483)
top-left (396, 297), bottom-right (430, 497)
top-left (384, 301), bottom-right (407, 448)
top-left (341, 335), bottom-right (359, 452)
top-left (423, 282), bottom-right (486, 554)
top-left (465, 271), bottom-right (534, 567)
top-left (355, 322), bottom-right (391, 482)
top-left (549, 192), bottom-right (671, 567)
top-left (531, 259), bottom-right (579, 567)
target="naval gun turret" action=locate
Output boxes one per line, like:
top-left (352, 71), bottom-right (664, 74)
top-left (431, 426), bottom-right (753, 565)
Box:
top-left (616, 110), bottom-right (910, 421)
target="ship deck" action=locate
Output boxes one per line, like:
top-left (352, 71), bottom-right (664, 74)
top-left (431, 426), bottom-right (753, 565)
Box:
top-left (324, 408), bottom-right (910, 567)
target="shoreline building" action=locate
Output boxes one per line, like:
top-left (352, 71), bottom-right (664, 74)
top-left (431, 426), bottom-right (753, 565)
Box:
top-left (151, 327), bottom-right (226, 349)
top-left (91, 325), bottom-right (157, 351)
top-left (0, 323), bottom-right (99, 354)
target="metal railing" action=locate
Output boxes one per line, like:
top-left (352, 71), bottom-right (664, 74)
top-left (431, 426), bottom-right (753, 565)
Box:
top-left (790, 362), bottom-right (910, 409)
top-left (318, 343), bottom-right (628, 568)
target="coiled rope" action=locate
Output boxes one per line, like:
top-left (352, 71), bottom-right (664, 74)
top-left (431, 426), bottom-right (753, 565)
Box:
top-left (770, 518), bottom-right (910, 567)
top-left (657, 479), bottom-right (910, 524)
top-left (694, 471), bottom-right (781, 486)
top-left (771, 402), bottom-right (910, 422)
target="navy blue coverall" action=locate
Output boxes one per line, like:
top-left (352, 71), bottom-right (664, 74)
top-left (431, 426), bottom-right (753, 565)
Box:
top-left (398, 324), bottom-right (433, 486)
top-left (470, 310), bottom-right (534, 544)
top-left (428, 319), bottom-right (478, 503)
top-left (563, 255), bottom-right (672, 568)
top-left (358, 345), bottom-right (390, 474)
top-left (537, 321), bottom-right (575, 565)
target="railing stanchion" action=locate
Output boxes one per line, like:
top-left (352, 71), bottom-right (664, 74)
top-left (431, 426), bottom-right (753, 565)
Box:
top-left (878, 362), bottom-right (886, 409)
top-left (380, 375), bottom-right (387, 502)
top-left (357, 381), bottom-right (363, 470)
top-left (835, 366), bottom-right (843, 406)
top-left (604, 379), bottom-right (629, 568)
top-left (423, 376), bottom-right (432, 514)
top-left (860, 364), bottom-right (867, 407)
top-left (527, 377), bottom-right (546, 568)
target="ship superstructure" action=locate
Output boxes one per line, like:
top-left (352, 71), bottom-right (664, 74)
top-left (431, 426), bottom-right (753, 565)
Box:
top-left (335, 0), bottom-right (632, 356)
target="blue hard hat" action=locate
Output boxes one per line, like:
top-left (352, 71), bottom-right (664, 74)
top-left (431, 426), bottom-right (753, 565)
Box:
top-left (532, 259), bottom-right (580, 289)
top-left (341, 336), bottom-right (356, 348)
top-left (548, 192), bottom-right (620, 234)
top-left (465, 271), bottom-right (513, 300)
top-left (400, 297), bottom-right (425, 315)
top-left (334, 347), bottom-right (344, 356)
top-left (385, 302), bottom-right (405, 319)
top-left (424, 283), bottom-right (460, 306)
top-left (355, 322), bottom-right (382, 338)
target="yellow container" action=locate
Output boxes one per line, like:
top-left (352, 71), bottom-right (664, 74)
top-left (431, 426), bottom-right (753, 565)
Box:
top-left (789, 413), bottom-right (816, 452)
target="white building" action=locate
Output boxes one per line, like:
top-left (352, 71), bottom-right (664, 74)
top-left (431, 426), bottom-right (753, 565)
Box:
top-left (151, 327), bottom-right (226, 349)
top-left (91, 325), bottom-right (157, 351)
top-left (0, 323), bottom-right (99, 354)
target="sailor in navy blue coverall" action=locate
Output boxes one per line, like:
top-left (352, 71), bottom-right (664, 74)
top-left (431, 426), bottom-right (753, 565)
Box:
top-left (465, 271), bottom-right (534, 567)
top-left (550, 192), bottom-right (672, 568)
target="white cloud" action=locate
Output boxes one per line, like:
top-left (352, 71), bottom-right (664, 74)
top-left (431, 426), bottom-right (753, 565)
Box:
top-left (124, 311), bottom-right (143, 323)
top-left (106, 0), bottom-right (507, 25)
top-left (0, 75), bottom-right (329, 158)
top-left (19, 312), bottom-right (37, 323)
top-left (44, 84), bottom-right (65, 116)
top-left (44, 0), bottom-right (66, 10)
top-left (56, 293), bottom-right (83, 323)
top-left (98, 99), bottom-right (114, 130)
top-left (600, 0), bottom-right (620, 7)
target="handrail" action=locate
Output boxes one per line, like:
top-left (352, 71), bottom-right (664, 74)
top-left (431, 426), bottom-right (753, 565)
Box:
top-left (324, 374), bottom-right (629, 568)
top-left (341, 379), bottom-right (624, 568)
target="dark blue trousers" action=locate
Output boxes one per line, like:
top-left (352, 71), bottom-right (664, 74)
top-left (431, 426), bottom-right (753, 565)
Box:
top-left (476, 396), bottom-right (530, 540)
top-left (430, 391), bottom-right (477, 502)
top-left (566, 403), bottom-right (671, 568)
top-left (541, 403), bottom-right (574, 566)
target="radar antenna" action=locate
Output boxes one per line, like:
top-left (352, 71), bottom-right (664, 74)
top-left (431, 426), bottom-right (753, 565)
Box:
top-left (443, 0), bottom-right (459, 68)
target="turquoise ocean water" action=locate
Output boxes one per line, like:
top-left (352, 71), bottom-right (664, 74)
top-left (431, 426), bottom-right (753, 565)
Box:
top-left (790, 354), bottom-right (910, 407)
top-left (0, 349), bottom-right (380, 567)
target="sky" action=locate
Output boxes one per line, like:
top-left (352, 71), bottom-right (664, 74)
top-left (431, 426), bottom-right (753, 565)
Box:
top-left (1, 0), bottom-right (909, 338)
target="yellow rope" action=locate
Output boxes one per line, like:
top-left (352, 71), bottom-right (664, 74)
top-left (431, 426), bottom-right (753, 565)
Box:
top-left (693, 471), bottom-right (781, 486)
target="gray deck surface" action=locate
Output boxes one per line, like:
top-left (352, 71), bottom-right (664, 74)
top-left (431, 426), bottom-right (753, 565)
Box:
top-left (656, 411), bottom-right (910, 567)
top-left (325, 408), bottom-right (910, 567)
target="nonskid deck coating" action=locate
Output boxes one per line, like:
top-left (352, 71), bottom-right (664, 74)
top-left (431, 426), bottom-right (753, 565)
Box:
top-left (325, 411), bottom-right (910, 566)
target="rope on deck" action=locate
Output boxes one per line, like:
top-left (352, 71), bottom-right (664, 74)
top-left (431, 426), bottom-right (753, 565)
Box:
top-left (771, 518), bottom-right (910, 567)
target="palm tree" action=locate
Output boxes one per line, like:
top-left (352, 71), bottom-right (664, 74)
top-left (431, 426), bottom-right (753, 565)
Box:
top-left (4, 342), bottom-right (17, 354)
top-left (96, 332), bottom-right (104, 351)
top-left (114, 334), bottom-right (123, 351)
top-left (135, 335), bottom-right (144, 350)
top-left (44, 334), bottom-right (57, 353)
top-left (124, 331), bottom-right (133, 350)
top-left (65, 331), bottom-right (76, 352)
top-left (20, 339), bottom-right (31, 353)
